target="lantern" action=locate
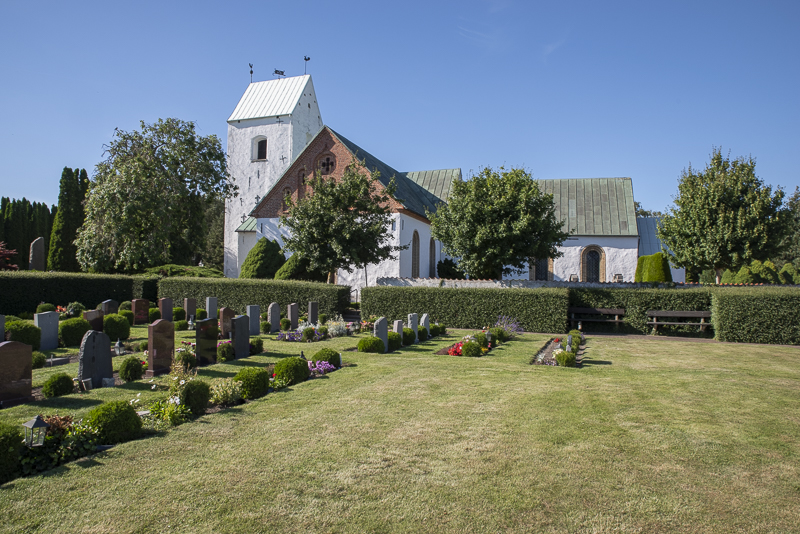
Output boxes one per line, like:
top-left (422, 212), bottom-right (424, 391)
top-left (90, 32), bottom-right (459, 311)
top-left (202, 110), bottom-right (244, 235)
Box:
top-left (188, 315), bottom-right (196, 331)
top-left (23, 415), bottom-right (50, 447)
top-left (114, 338), bottom-right (124, 356)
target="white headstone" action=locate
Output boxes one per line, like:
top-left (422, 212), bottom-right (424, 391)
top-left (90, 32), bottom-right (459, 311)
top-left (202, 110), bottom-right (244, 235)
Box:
top-left (268, 302), bottom-right (280, 333)
top-left (373, 317), bottom-right (388, 353)
top-left (421, 313), bottom-right (430, 333)
top-left (407, 313), bottom-right (419, 343)
top-left (392, 320), bottom-right (403, 334)
top-left (34, 311), bottom-right (60, 350)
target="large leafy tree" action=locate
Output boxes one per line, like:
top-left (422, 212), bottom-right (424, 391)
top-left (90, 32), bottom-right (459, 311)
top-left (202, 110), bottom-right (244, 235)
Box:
top-left (428, 167), bottom-right (569, 279)
top-left (279, 159), bottom-right (406, 283)
top-left (775, 186), bottom-right (800, 268)
top-left (657, 148), bottom-right (789, 284)
top-left (76, 119), bottom-right (235, 272)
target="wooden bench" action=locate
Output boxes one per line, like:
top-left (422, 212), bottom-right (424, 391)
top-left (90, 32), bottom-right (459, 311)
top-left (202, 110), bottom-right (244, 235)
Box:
top-left (568, 307), bottom-right (625, 331)
top-left (646, 310), bottom-right (711, 332)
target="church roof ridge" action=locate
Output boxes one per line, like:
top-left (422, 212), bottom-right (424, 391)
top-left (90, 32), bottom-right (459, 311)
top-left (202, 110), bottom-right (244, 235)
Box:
top-left (228, 75), bottom-right (312, 122)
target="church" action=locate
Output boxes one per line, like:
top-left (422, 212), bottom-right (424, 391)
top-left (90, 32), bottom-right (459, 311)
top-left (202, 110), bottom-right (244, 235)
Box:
top-left (224, 75), bottom-right (683, 287)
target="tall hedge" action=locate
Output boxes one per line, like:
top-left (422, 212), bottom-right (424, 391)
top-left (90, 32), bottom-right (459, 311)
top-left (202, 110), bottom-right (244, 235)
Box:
top-left (634, 252), bottom-right (673, 283)
top-left (712, 287), bottom-right (800, 344)
top-left (361, 286), bottom-right (568, 332)
top-left (239, 238), bottom-right (285, 279)
top-left (158, 278), bottom-right (350, 316)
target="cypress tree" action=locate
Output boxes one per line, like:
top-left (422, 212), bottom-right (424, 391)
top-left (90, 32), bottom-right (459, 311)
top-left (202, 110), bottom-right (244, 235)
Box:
top-left (48, 167), bottom-right (83, 272)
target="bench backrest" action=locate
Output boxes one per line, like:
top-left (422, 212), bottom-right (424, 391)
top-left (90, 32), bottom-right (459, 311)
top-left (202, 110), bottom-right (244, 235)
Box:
top-left (568, 307), bottom-right (626, 315)
top-left (646, 310), bottom-right (711, 318)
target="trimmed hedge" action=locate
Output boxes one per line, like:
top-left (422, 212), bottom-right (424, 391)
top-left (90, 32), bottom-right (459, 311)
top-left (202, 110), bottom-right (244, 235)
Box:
top-left (103, 313), bottom-right (131, 341)
top-left (712, 287), bottom-right (800, 344)
top-left (59, 318), bottom-right (91, 347)
top-left (6, 321), bottom-right (41, 350)
top-left (358, 336), bottom-right (385, 354)
top-left (158, 278), bottom-right (349, 319)
top-left (312, 347), bottom-right (341, 367)
top-left (85, 401), bottom-right (142, 444)
top-left (361, 287), bottom-right (568, 332)
top-left (273, 357), bottom-right (310, 386)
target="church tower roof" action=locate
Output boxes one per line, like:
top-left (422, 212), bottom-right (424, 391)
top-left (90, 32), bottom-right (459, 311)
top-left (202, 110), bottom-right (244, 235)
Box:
top-left (228, 75), bottom-right (313, 122)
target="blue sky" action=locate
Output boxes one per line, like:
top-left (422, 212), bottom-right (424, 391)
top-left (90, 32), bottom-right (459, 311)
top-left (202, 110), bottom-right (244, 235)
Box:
top-left (1, 1), bottom-right (798, 213)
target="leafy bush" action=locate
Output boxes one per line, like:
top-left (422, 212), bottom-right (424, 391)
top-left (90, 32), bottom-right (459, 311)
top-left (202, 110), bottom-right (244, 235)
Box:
top-left (119, 310), bottom-right (134, 326)
top-left (489, 327), bottom-right (505, 344)
top-left (119, 356), bottom-right (144, 382)
top-left (210, 378), bottom-right (243, 406)
top-left (358, 336), bottom-right (385, 354)
top-left (439, 324), bottom-right (447, 334)
top-left (217, 342), bottom-right (235, 362)
top-left (36, 303), bottom-right (56, 313)
top-left (176, 349), bottom-right (198, 369)
top-left (318, 326), bottom-right (328, 337)
top-left (417, 326), bottom-right (428, 342)
top-left (555, 349), bottom-right (576, 367)
top-left (196, 308), bottom-right (207, 320)
top-left (85, 401), bottom-right (142, 444)
top-left (387, 331), bottom-right (402, 352)
top-left (173, 307), bottom-right (186, 321)
top-left (318, 313), bottom-right (328, 324)
top-left (429, 324), bottom-right (440, 337)
top-left (65, 301), bottom-right (87, 318)
top-left (6, 321), bottom-right (41, 350)
top-left (0, 422), bottom-right (23, 484)
top-left (58, 318), bottom-right (90, 347)
top-left (712, 287), bottom-right (800, 344)
top-left (239, 238), bottom-right (286, 279)
top-left (634, 252), bottom-right (673, 283)
top-left (402, 327), bottom-right (416, 345)
top-left (313, 347), bottom-right (342, 367)
top-left (175, 320), bottom-right (189, 331)
top-left (233, 367), bottom-right (271, 399)
top-left (273, 253), bottom-right (327, 282)
top-left (42, 372), bottom-right (75, 398)
top-left (461, 341), bottom-right (482, 358)
top-left (103, 313), bottom-right (131, 341)
top-left (32, 351), bottom-right (47, 369)
top-left (148, 308), bottom-right (161, 323)
top-left (260, 321), bottom-right (271, 334)
top-left (302, 327), bottom-right (316, 342)
top-left (779, 263), bottom-right (800, 284)
top-left (437, 258), bottom-right (466, 279)
top-left (119, 301), bottom-right (132, 311)
top-left (180, 380), bottom-right (211, 415)
top-left (274, 356), bottom-right (310, 385)
top-left (475, 332), bottom-right (488, 348)
top-left (280, 318), bottom-right (291, 331)
top-left (249, 337), bottom-right (264, 355)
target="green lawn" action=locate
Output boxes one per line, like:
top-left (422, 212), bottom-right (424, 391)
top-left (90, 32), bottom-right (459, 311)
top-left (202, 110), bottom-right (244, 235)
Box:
top-left (1, 330), bottom-right (799, 533)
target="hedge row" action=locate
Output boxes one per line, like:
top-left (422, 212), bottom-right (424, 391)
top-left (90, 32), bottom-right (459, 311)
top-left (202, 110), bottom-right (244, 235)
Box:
top-left (158, 278), bottom-right (350, 316)
top-left (712, 287), bottom-right (800, 344)
top-left (0, 272), bottom-right (159, 315)
top-left (361, 287), bottom-right (569, 333)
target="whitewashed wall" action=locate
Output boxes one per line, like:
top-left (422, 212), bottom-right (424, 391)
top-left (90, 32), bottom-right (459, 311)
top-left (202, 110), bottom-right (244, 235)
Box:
top-left (553, 236), bottom-right (639, 282)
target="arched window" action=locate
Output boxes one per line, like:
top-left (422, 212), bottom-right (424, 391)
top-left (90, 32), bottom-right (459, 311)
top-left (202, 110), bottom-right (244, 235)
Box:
top-left (580, 245), bottom-right (606, 282)
top-left (282, 187), bottom-right (292, 211)
top-left (252, 137), bottom-right (267, 161)
top-left (429, 238), bottom-right (436, 278)
top-left (411, 231), bottom-right (420, 278)
top-left (529, 257), bottom-right (553, 281)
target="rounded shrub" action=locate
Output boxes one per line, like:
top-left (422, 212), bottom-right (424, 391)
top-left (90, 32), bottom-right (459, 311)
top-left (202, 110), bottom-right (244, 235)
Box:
top-left (32, 351), bottom-right (47, 369)
top-left (249, 337), bottom-right (264, 355)
top-left (119, 310), bottom-right (134, 326)
top-left (260, 311), bottom-right (270, 321)
top-left (180, 380), bottom-right (211, 415)
top-left (475, 332), bottom-right (488, 348)
top-left (489, 327), bottom-right (506, 344)
top-left (0, 421), bottom-right (23, 484)
top-left (239, 237), bottom-right (286, 279)
top-left (260, 321), bottom-right (272, 334)
top-left (429, 324), bottom-right (440, 337)
top-left (439, 324), bottom-right (447, 335)
top-left (119, 356), bottom-right (144, 382)
top-left (358, 336), bottom-right (385, 354)
top-left (418, 327), bottom-right (428, 342)
top-left (66, 302), bottom-right (86, 317)
top-left (556, 350), bottom-right (577, 367)
top-left (387, 331), bottom-right (402, 352)
top-left (175, 320), bottom-right (189, 331)
top-left (318, 313), bottom-right (328, 325)
top-left (85, 401), bottom-right (142, 444)
top-left (402, 327), bottom-right (416, 346)
top-left (148, 308), bottom-right (161, 323)
top-left (173, 307), bottom-right (186, 321)
top-left (217, 342), bottom-right (235, 363)
top-left (461, 341), bottom-right (482, 358)
top-left (312, 347), bottom-right (341, 367)
top-left (280, 318), bottom-right (291, 331)
top-left (103, 313), bottom-right (131, 341)
top-left (302, 327), bottom-right (316, 342)
top-left (36, 303), bottom-right (56, 313)
top-left (196, 308), bottom-right (207, 320)
top-left (274, 356), bottom-right (310, 385)
top-left (119, 301), bottom-right (132, 311)
top-left (42, 372), bottom-right (75, 397)
top-left (176, 350), bottom-right (197, 369)
top-left (59, 318), bottom-right (91, 347)
top-left (233, 367), bottom-right (271, 399)
top-left (318, 326), bottom-right (328, 338)
top-left (6, 321), bottom-right (41, 351)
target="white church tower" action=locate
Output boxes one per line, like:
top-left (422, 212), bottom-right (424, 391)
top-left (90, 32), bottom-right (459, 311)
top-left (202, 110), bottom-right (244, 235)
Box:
top-left (224, 75), bottom-right (323, 277)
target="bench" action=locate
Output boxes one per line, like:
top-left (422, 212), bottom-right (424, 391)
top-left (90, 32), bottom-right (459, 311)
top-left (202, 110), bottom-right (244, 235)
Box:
top-left (568, 307), bottom-right (625, 331)
top-left (646, 310), bottom-right (711, 332)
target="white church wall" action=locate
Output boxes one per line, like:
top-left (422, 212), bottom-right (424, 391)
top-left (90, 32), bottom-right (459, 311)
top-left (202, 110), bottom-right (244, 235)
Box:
top-left (552, 236), bottom-right (639, 282)
top-left (337, 213), bottom-right (403, 291)
top-left (236, 231), bottom-right (258, 274)
top-left (291, 81), bottom-right (324, 155)
top-left (397, 214), bottom-right (435, 278)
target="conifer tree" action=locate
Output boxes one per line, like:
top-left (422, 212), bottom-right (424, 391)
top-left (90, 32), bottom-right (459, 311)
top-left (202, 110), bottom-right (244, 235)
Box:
top-left (48, 167), bottom-right (84, 272)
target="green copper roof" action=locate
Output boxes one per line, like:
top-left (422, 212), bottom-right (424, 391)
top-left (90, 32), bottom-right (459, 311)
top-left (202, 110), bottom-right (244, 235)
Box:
top-left (235, 216), bottom-right (258, 232)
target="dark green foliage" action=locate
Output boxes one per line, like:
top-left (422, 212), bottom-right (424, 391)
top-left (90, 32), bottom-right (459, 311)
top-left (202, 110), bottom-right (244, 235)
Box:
top-left (734, 266), bottom-right (754, 284)
top-left (318, 326), bottom-right (328, 337)
top-left (196, 308), bottom-right (207, 320)
top-left (418, 326), bottom-right (429, 342)
top-left (0, 422), bottom-right (23, 484)
top-left (32, 351), bottom-right (47, 369)
top-left (312, 347), bottom-right (342, 367)
top-left (249, 337), bottom-right (264, 355)
top-left (475, 332), bottom-right (488, 348)
top-left (148, 308), bottom-right (161, 323)
top-left (36, 303), bottom-right (56, 313)
top-left (119, 356), bottom-right (144, 382)
top-left (387, 331), bottom-right (402, 352)
top-left (634, 252), bottom-right (673, 283)
top-left (439, 324), bottom-right (447, 334)
top-left (357, 336), bottom-right (385, 354)
top-left (362, 287), bottom-right (568, 332)
top-left (274, 356), bottom-right (310, 385)
top-left (239, 238), bottom-right (286, 279)
top-left (103, 313), bottom-right (131, 341)
top-left (634, 256), bottom-right (647, 283)
top-left (556, 350), bottom-right (576, 367)
top-left (217, 342), bottom-right (234, 362)
top-left (429, 324), bottom-right (440, 337)
top-left (260, 311), bottom-right (269, 321)
top-left (6, 321), bottom-right (41, 350)
top-left (176, 350), bottom-right (197, 368)
top-left (144, 264), bottom-right (224, 278)
top-left (85, 401), bottom-right (142, 444)
top-left (280, 318), bottom-right (291, 331)
top-left (712, 287), bottom-right (800, 344)
top-left (173, 307), bottom-right (186, 321)
top-left (437, 258), bottom-right (466, 279)
top-left (233, 367), bottom-right (271, 399)
top-left (489, 327), bottom-right (506, 344)
top-left (779, 263), bottom-right (800, 284)
top-left (461, 341), bottom-right (482, 358)
top-left (65, 301), bottom-right (86, 317)
top-left (119, 301), bottom-right (132, 311)
top-left (58, 318), bottom-right (91, 347)
top-left (175, 320), bottom-right (188, 331)
top-left (302, 327), bottom-right (316, 342)
top-left (180, 380), bottom-right (211, 415)
top-left (318, 313), bottom-right (328, 325)
top-left (273, 253), bottom-right (328, 282)
top-left (48, 167), bottom-right (88, 272)
top-left (119, 310), bottom-right (134, 326)
top-left (42, 372), bottom-right (75, 397)
top-left (260, 321), bottom-right (271, 334)
top-left (402, 327), bottom-right (416, 345)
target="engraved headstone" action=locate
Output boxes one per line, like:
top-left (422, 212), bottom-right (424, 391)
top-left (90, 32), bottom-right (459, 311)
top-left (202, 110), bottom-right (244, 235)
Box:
top-left (206, 297), bottom-right (218, 319)
top-left (158, 298), bottom-right (174, 322)
top-left (78, 330), bottom-right (113, 388)
top-left (393, 320), bottom-right (403, 334)
top-left (408, 313), bottom-right (419, 343)
top-left (288, 303), bottom-right (299, 330)
top-left (246, 305), bottom-right (260, 336)
top-left (308, 301), bottom-right (318, 325)
top-left (566, 334), bottom-right (573, 353)
top-left (82, 309), bottom-right (104, 332)
top-left (34, 311), bottom-right (60, 350)
top-left (219, 307), bottom-right (235, 338)
top-left (373, 317), bottom-right (388, 352)
top-left (0, 341), bottom-right (34, 407)
top-left (231, 315), bottom-right (250, 359)
top-left (100, 300), bottom-right (119, 315)
top-left (28, 237), bottom-right (45, 271)
top-left (195, 318), bottom-right (218, 365)
top-left (146, 319), bottom-right (174, 377)
top-left (268, 303), bottom-right (280, 333)
top-left (184, 298), bottom-right (197, 321)
top-left (132, 299), bottom-right (149, 325)
top-left (421, 313), bottom-right (430, 334)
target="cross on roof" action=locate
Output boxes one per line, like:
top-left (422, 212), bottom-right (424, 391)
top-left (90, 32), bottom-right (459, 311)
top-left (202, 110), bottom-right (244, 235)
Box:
top-left (276, 116), bottom-right (284, 125)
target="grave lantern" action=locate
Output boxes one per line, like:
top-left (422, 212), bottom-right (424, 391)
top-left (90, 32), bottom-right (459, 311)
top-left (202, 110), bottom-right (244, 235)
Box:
top-left (114, 339), bottom-right (124, 357)
top-left (188, 315), bottom-right (196, 331)
top-left (23, 415), bottom-right (49, 447)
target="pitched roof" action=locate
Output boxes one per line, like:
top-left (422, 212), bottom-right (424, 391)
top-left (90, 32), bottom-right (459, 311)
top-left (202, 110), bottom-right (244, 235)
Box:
top-left (637, 216), bottom-right (666, 255)
top-left (536, 177), bottom-right (638, 237)
top-left (235, 216), bottom-right (258, 233)
top-left (228, 75), bottom-right (311, 122)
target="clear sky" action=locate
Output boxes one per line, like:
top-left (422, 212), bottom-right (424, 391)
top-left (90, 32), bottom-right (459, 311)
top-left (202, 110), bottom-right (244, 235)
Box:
top-left (1, 0), bottom-right (798, 213)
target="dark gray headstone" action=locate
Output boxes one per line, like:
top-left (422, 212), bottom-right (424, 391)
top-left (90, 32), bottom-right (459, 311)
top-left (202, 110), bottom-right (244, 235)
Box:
top-left (393, 320), bottom-right (403, 334)
top-left (308, 301), bottom-right (318, 324)
top-left (219, 307), bottom-right (235, 338)
top-left (288, 303), bottom-right (299, 330)
top-left (231, 315), bottom-right (249, 359)
top-left (407, 313), bottom-right (419, 343)
top-left (146, 319), bottom-right (173, 377)
top-left (100, 300), bottom-right (119, 315)
top-left (206, 297), bottom-right (218, 319)
top-left (374, 317), bottom-right (388, 352)
top-left (421, 313), bottom-right (430, 334)
top-left (195, 318), bottom-right (218, 365)
top-left (184, 298), bottom-right (197, 321)
top-left (78, 330), bottom-right (113, 388)
top-left (28, 237), bottom-right (45, 271)
top-left (34, 311), bottom-right (60, 350)
top-left (82, 309), bottom-right (104, 332)
top-left (132, 299), bottom-right (149, 325)
top-left (246, 305), bottom-right (260, 336)
top-left (0, 314), bottom-right (5, 342)
top-left (159, 298), bottom-right (174, 322)
top-left (268, 302), bottom-right (280, 333)
top-left (0, 341), bottom-right (34, 407)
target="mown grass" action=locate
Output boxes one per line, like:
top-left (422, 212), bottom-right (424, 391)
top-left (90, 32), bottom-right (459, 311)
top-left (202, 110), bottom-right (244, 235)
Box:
top-left (1, 330), bottom-right (799, 533)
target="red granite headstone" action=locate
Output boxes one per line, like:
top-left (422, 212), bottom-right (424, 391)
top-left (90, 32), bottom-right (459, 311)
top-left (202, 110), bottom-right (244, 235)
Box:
top-left (219, 307), bottom-right (235, 338)
top-left (0, 341), bottom-right (34, 407)
top-left (132, 299), bottom-right (149, 325)
top-left (146, 319), bottom-right (174, 377)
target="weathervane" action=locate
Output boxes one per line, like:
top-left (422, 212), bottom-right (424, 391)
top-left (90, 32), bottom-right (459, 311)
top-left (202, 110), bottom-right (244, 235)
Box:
top-left (274, 69), bottom-right (285, 78)
top-left (304, 56), bottom-right (310, 74)
top-left (249, 63), bottom-right (253, 83)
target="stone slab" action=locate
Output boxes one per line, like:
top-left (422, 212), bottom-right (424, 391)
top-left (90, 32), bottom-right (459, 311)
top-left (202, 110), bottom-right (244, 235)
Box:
top-left (132, 299), bottom-right (149, 325)
top-left (246, 305), bottom-right (260, 336)
top-left (268, 303), bottom-right (280, 333)
top-left (34, 311), bottom-right (60, 350)
top-left (231, 315), bottom-right (250, 359)
top-left (393, 320), bottom-right (403, 334)
top-left (146, 319), bottom-right (174, 377)
top-left (184, 298), bottom-right (197, 321)
top-left (219, 307), bottom-right (235, 339)
top-left (288, 303), bottom-right (299, 330)
top-left (83, 309), bottom-right (104, 332)
top-left (28, 237), bottom-right (45, 271)
top-left (206, 297), bottom-right (218, 319)
top-left (0, 341), bottom-right (33, 406)
top-left (195, 318), bottom-right (218, 365)
top-left (0, 315), bottom-right (5, 342)
top-left (421, 313), bottom-right (430, 334)
top-left (408, 313), bottom-right (419, 343)
top-left (308, 302), bottom-right (318, 325)
top-left (78, 330), bottom-right (113, 389)
top-left (100, 300), bottom-right (119, 315)
top-left (159, 298), bottom-right (174, 322)
top-left (374, 317), bottom-right (388, 353)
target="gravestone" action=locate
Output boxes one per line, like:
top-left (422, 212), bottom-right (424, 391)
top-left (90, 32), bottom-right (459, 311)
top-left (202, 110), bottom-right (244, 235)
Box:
top-left (100, 300), bottom-right (119, 315)
top-left (78, 330), bottom-right (113, 389)
top-left (393, 320), bottom-right (403, 334)
top-left (421, 314), bottom-right (430, 335)
top-left (308, 302), bottom-right (318, 325)
top-left (566, 335), bottom-right (573, 353)
top-left (288, 303), bottom-right (299, 329)
top-left (206, 297), bottom-right (218, 319)
top-left (184, 298), bottom-right (197, 321)
top-left (34, 311), bottom-right (60, 350)
top-left (132, 299), bottom-right (149, 325)
top-left (0, 315), bottom-right (4, 341)
top-left (146, 319), bottom-right (174, 377)
top-left (28, 237), bottom-right (45, 271)
top-left (219, 307), bottom-right (235, 338)
top-left (82, 309), bottom-right (104, 332)
top-left (231, 315), bottom-right (250, 359)
top-left (0, 341), bottom-right (34, 407)
top-left (374, 317), bottom-right (388, 353)
top-left (268, 303), bottom-right (280, 333)
top-left (408, 313), bottom-right (419, 343)
top-left (159, 298), bottom-right (174, 322)
top-left (195, 318), bottom-right (218, 365)
top-left (246, 305), bottom-right (260, 336)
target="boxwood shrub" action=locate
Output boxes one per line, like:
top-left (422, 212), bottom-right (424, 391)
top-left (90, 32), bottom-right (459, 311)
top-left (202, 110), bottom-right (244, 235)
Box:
top-left (148, 308), bottom-right (161, 323)
top-left (461, 341), bottom-right (482, 358)
top-left (173, 307), bottom-right (186, 321)
top-left (280, 318), bottom-right (291, 331)
top-left (36, 303), bottom-right (56, 313)
top-left (402, 327), bottom-right (416, 345)
top-left (418, 326), bottom-right (428, 342)
top-left (274, 356), bottom-right (310, 385)
top-left (180, 380), bottom-right (211, 415)
top-left (712, 287), bottom-right (800, 344)
top-left (103, 313), bottom-right (131, 341)
top-left (0, 422), bottom-right (23, 484)
top-left (119, 310), bottom-right (134, 326)
top-left (217, 342), bottom-right (235, 362)
top-left (233, 367), bottom-right (271, 399)
top-left (358, 336), bottom-right (385, 354)
top-left (32, 351), bottom-right (47, 369)
top-left (429, 324), bottom-right (440, 337)
top-left (196, 308), bottom-right (207, 320)
top-left (85, 401), bottom-right (142, 444)
top-left (556, 350), bottom-right (577, 367)
top-left (175, 320), bottom-right (189, 331)
top-left (6, 321), bottom-right (41, 350)
top-left (119, 356), bottom-right (144, 382)
top-left (387, 331), bottom-right (402, 352)
top-left (42, 372), bottom-right (75, 397)
top-left (58, 318), bottom-right (91, 347)
top-left (260, 321), bottom-right (271, 334)
top-left (249, 337), bottom-right (264, 355)
top-left (312, 347), bottom-right (341, 367)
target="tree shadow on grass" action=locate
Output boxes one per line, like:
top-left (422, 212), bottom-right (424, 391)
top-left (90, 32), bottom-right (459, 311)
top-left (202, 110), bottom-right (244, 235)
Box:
top-left (33, 396), bottom-right (104, 410)
top-left (117, 381), bottom-right (158, 392)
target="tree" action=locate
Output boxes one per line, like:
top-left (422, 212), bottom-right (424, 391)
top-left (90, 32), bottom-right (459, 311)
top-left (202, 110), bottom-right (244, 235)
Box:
top-left (200, 198), bottom-right (225, 271)
top-left (428, 167), bottom-right (569, 279)
top-left (634, 201), bottom-right (664, 218)
top-left (273, 253), bottom-right (327, 282)
top-left (48, 167), bottom-right (87, 272)
top-left (657, 148), bottom-right (789, 284)
top-left (75, 119), bottom-right (235, 272)
top-left (239, 238), bottom-right (286, 279)
top-left (279, 159), bottom-right (405, 283)
top-left (776, 186), bottom-right (800, 268)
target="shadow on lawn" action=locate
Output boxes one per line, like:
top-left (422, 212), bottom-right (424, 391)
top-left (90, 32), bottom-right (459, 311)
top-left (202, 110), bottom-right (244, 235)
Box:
top-left (34, 397), bottom-right (104, 410)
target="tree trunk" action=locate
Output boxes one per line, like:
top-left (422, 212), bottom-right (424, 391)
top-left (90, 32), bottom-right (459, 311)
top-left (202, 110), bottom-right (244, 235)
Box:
top-left (715, 267), bottom-right (724, 285)
top-left (327, 271), bottom-right (334, 284)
